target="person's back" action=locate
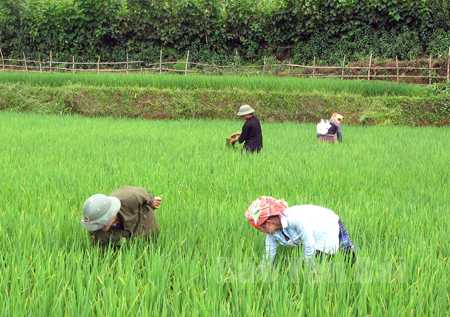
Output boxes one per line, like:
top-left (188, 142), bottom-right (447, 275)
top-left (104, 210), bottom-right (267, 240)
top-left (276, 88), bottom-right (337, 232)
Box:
top-left (239, 115), bottom-right (263, 151)
top-left (108, 186), bottom-right (159, 237)
top-left (283, 205), bottom-right (340, 255)
top-left (326, 120), bottom-right (341, 137)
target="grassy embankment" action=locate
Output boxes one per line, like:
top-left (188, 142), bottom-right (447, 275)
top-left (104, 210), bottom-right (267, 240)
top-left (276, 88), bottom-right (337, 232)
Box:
top-left (1, 72), bottom-right (449, 126)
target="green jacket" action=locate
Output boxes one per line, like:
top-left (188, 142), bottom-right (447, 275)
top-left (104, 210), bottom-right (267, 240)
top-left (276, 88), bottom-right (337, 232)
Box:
top-left (89, 186), bottom-right (160, 246)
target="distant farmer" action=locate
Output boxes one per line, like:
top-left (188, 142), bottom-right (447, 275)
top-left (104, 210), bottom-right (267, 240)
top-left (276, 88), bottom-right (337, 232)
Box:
top-left (229, 105), bottom-right (263, 153)
top-left (317, 113), bottom-right (343, 142)
top-left (80, 186), bottom-right (162, 246)
top-left (245, 196), bottom-right (357, 267)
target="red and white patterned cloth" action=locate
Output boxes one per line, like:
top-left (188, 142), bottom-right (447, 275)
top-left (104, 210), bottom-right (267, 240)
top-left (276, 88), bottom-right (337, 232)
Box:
top-left (245, 196), bottom-right (288, 227)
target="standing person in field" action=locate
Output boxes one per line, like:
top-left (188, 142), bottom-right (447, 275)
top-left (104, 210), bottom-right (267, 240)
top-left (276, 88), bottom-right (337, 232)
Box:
top-left (317, 113), bottom-right (343, 142)
top-left (245, 196), bottom-right (357, 268)
top-left (80, 186), bottom-right (162, 246)
top-left (229, 105), bottom-right (263, 153)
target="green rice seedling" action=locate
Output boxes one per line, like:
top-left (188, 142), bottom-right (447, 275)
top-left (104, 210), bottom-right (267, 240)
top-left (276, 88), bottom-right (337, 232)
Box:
top-left (0, 72), bottom-right (426, 97)
top-left (0, 112), bottom-right (448, 315)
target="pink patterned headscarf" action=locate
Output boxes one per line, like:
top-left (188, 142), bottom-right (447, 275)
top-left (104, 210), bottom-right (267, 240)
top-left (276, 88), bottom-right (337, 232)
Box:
top-left (331, 113), bottom-right (343, 125)
top-left (245, 196), bottom-right (289, 228)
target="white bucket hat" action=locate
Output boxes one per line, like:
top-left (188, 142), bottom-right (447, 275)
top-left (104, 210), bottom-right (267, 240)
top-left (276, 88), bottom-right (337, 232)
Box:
top-left (236, 105), bottom-right (254, 116)
top-left (81, 194), bottom-right (121, 231)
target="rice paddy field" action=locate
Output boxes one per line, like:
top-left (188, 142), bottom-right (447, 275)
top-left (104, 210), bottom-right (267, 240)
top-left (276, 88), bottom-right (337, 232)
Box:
top-left (0, 111), bottom-right (449, 315)
top-left (0, 72), bottom-right (426, 97)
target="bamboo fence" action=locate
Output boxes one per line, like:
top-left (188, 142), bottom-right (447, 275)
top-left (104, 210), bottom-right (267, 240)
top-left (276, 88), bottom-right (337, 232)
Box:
top-left (1, 48), bottom-right (450, 84)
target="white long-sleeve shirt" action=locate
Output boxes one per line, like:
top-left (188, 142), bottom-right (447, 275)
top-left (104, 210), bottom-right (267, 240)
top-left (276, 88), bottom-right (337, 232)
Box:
top-left (263, 205), bottom-right (340, 265)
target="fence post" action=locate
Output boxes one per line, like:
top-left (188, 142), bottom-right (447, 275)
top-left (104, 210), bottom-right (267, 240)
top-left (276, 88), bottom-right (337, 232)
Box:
top-left (160, 50), bottom-right (162, 74)
top-left (211, 56), bottom-right (214, 74)
top-left (396, 56), bottom-right (399, 83)
top-left (50, 51), bottom-right (52, 73)
top-left (72, 56), bottom-right (75, 74)
top-left (341, 55), bottom-right (346, 80)
top-left (428, 54), bottom-right (432, 85)
top-left (447, 47), bottom-right (450, 83)
top-left (429, 54), bottom-right (432, 85)
top-left (368, 54), bottom-right (372, 81)
top-left (38, 53), bottom-right (42, 73)
top-left (126, 52), bottom-right (129, 74)
top-left (288, 59), bottom-right (291, 76)
top-left (235, 49), bottom-right (238, 73)
top-left (263, 56), bottom-right (266, 75)
top-left (185, 50), bottom-right (189, 75)
top-left (23, 52), bottom-right (28, 73)
top-left (97, 56), bottom-right (100, 74)
top-left (313, 56), bottom-right (316, 78)
top-left (1, 48), bottom-right (5, 71)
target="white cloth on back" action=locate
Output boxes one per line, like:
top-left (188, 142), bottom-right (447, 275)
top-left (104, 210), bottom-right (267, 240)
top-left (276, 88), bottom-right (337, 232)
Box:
top-left (263, 205), bottom-right (340, 265)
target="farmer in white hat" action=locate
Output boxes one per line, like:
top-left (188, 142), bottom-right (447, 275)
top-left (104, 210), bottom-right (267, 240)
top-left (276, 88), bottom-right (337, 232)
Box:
top-left (229, 105), bottom-right (263, 153)
top-left (81, 186), bottom-right (162, 246)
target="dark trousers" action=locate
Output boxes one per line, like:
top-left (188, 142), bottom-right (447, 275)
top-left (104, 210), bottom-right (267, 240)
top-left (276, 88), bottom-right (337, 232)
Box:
top-left (241, 146), bottom-right (262, 154)
top-left (315, 248), bottom-right (357, 266)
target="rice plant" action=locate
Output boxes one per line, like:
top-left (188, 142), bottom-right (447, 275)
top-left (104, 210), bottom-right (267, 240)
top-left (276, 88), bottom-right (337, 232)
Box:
top-left (0, 72), bottom-right (426, 97)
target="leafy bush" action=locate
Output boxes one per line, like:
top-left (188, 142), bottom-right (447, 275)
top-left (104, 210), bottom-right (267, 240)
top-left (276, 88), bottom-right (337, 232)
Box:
top-left (427, 28), bottom-right (450, 59)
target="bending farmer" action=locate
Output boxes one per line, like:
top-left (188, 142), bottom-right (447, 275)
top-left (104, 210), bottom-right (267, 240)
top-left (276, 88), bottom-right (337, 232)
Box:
top-left (229, 105), bottom-right (263, 153)
top-left (245, 196), bottom-right (356, 267)
top-left (317, 113), bottom-right (343, 142)
top-left (81, 186), bottom-right (162, 246)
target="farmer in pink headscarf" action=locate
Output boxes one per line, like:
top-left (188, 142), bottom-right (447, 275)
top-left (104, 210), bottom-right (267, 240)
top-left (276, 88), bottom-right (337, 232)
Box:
top-left (317, 113), bottom-right (343, 142)
top-left (245, 196), bottom-right (356, 267)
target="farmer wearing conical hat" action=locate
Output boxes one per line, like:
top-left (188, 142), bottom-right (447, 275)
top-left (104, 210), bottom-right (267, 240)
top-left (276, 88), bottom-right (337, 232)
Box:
top-left (229, 105), bottom-right (263, 153)
top-left (245, 196), bottom-right (356, 267)
top-left (81, 186), bottom-right (162, 246)
top-left (317, 113), bottom-right (343, 142)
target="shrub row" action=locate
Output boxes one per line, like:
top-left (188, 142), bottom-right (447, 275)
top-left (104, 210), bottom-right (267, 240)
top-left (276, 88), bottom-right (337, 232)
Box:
top-left (1, 0), bottom-right (450, 65)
